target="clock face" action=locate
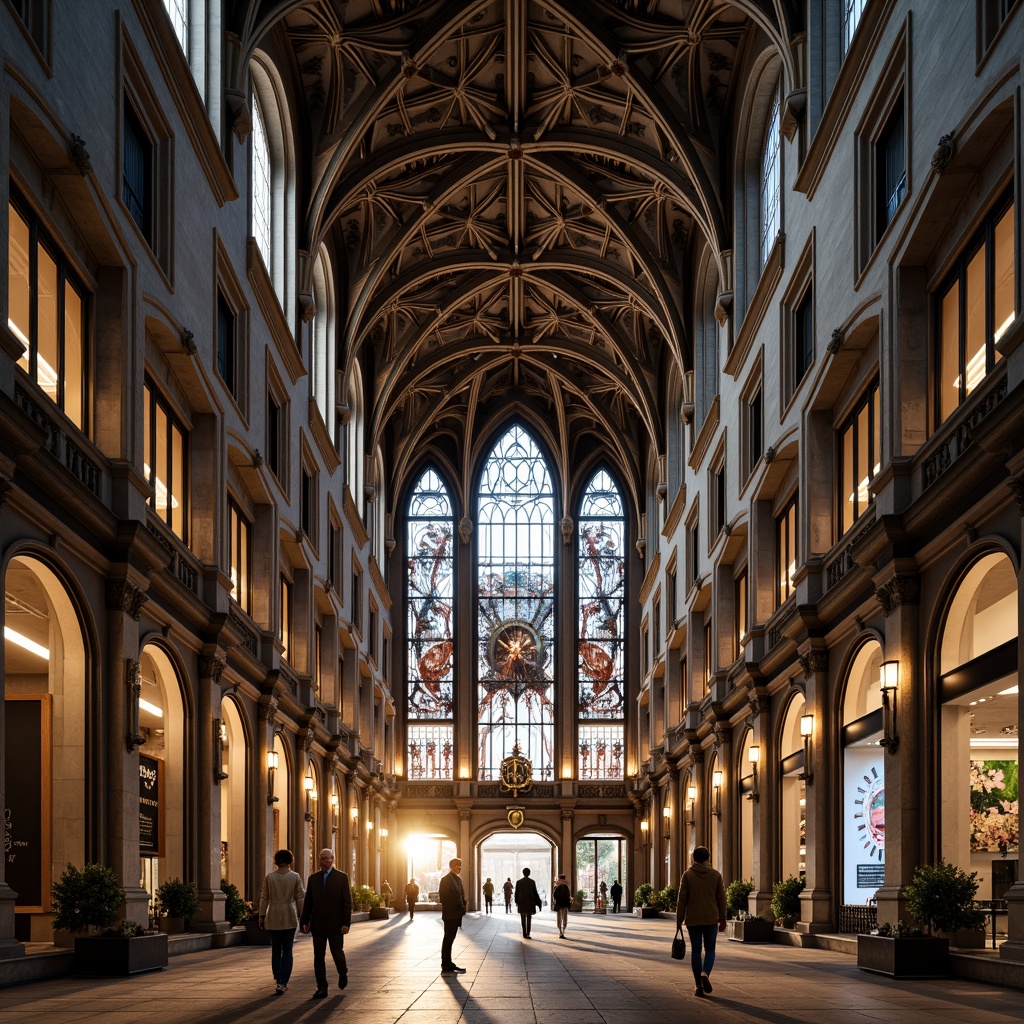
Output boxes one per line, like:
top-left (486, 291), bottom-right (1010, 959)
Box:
top-left (853, 767), bottom-right (885, 862)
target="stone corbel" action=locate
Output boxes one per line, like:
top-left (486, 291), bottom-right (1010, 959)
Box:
top-left (1007, 475), bottom-right (1024, 517)
top-left (827, 328), bottom-right (843, 354)
top-left (931, 132), bottom-right (956, 172)
top-left (459, 515), bottom-right (473, 544)
top-left (126, 659), bottom-right (145, 751)
top-left (560, 514), bottom-right (574, 544)
top-left (875, 573), bottom-right (920, 617)
top-left (226, 90), bottom-right (252, 142)
top-left (180, 328), bottom-right (197, 356)
top-left (69, 133), bottom-right (92, 175)
top-left (299, 292), bottom-right (317, 323)
top-left (780, 89), bottom-right (806, 142)
top-left (714, 291), bottom-right (733, 328)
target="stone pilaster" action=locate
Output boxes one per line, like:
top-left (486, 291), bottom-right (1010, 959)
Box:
top-left (748, 693), bottom-right (774, 916)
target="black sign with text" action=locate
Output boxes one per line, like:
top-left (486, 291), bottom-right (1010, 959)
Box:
top-left (139, 754), bottom-right (161, 856)
top-left (4, 699), bottom-right (44, 907)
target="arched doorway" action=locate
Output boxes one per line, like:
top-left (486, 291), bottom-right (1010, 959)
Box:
top-left (3, 555), bottom-right (86, 941)
top-left (404, 833), bottom-right (457, 902)
top-left (779, 694), bottom-right (807, 880)
top-left (575, 832), bottom-right (625, 911)
top-left (219, 697), bottom-right (247, 895)
top-left (738, 728), bottom-right (755, 882)
top-left (482, 832), bottom-right (553, 909)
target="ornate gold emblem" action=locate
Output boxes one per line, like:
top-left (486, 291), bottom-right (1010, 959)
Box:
top-left (507, 807), bottom-right (524, 829)
top-left (499, 742), bottom-right (533, 797)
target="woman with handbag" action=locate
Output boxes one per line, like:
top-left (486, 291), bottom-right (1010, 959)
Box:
top-left (674, 846), bottom-right (727, 998)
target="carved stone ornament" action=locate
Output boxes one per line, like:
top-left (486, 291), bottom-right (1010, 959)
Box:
top-left (764, 445), bottom-right (776, 465)
top-left (689, 746), bottom-right (705, 768)
top-left (199, 655), bottom-right (226, 685)
top-left (252, 449), bottom-right (264, 469)
top-left (303, 724), bottom-right (316, 752)
top-left (798, 650), bottom-right (829, 678)
top-left (827, 328), bottom-right (844, 354)
top-left (560, 515), bottom-right (575, 544)
top-left (69, 133), bottom-right (92, 174)
top-left (180, 329), bottom-right (197, 356)
top-left (459, 808), bottom-right (473, 822)
top-left (1007, 476), bottom-right (1024, 517)
top-left (931, 132), bottom-right (956, 172)
top-left (748, 693), bottom-right (771, 718)
top-left (299, 292), bottom-right (317, 323)
top-left (0, 479), bottom-right (12, 511)
top-left (106, 579), bottom-right (148, 620)
top-left (875, 574), bottom-right (920, 617)
top-left (714, 290), bottom-right (733, 327)
top-left (561, 808), bottom-right (574, 821)
top-left (459, 514), bottom-right (474, 544)
top-left (636, 536), bottom-right (647, 558)
top-left (258, 700), bottom-right (279, 725)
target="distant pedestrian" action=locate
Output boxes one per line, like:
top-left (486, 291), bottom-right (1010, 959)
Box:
top-left (300, 848), bottom-right (353, 999)
top-left (381, 880), bottom-right (393, 908)
top-left (610, 879), bottom-right (623, 913)
top-left (257, 849), bottom-right (305, 996)
top-left (514, 867), bottom-right (542, 938)
top-left (675, 846), bottom-right (727, 999)
top-left (405, 878), bottom-right (420, 919)
top-left (438, 858), bottom-right (468, 974)
top-left (599, 880), bottom-right (608, 909)
top-left (552, 873), bottom-right (572, 938)
top-left (482, 877), bottom-right (495, 913)
top-left (502, 877), bottom-right (513, 913)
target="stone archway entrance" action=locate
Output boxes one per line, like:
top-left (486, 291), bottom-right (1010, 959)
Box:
top-left (479, 832), bottom-right (553, 911)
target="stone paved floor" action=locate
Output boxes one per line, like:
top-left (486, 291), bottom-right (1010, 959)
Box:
top-left (1, 910), bottom-right (1022, 1023)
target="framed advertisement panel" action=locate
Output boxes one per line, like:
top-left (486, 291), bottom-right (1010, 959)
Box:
top-left (139, 753), bottom-right (164, 857)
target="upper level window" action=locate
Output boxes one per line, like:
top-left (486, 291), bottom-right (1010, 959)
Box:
top-left (406, 468), bottom-right (454, 780)
top-left (876, 95), bottom-right (906, 240)
top-left (161, 0), bottom-right (189, 58)
top-left (122, 99), bottom-right (152, 245)
top-left (795, 290), bottom-right (814, 386)
top-left (280, 575), bottom-right (292, 662)
top-left (8, 192), bottom-right (87, 430)
top-left (776, 494), bottom-right (798, 606)
top-left (251, 96), bottom-right (271, 265)
top-left (843, 0), bottom-right (869, 54)
top-left (144, 378), bottom-right (188, 542)
top-left (937, 195), bottom-right (1015, 427)
top-left (216, 291), bottom-right (236, 396)
top-left (838, 381), bottom-right (880, 536)
top-left (760, 86), bottom-right (781, 268)
top-left (578, 469), bottom-right (625, 780)
top-left (229, 499), bottom-right (252, 614)
top-left (477, 425), bottom-right (555, 781)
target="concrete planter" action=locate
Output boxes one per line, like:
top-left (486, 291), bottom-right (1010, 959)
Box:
top-left (368, 906), bottom-right (390, 920)
top-left (856, 934), bottom-right (950, 977)
top-left (75, 934), bottom-right (168, 975)
top-left (158, 917), bottom-right (186, 934)
top-left (633, 907), bottom-right (661, 918)
top-left (727, 918), bottom-right (776, 943)
top-left (940, 927), bottom-right (985, 949)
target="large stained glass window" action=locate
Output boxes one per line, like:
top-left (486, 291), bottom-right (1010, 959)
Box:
top-left (477, 425), bottom-right (555, 780)
top-left (577, 470), bottom-right (625, 779)
top-left (406, 468), bottom-right (454, 779)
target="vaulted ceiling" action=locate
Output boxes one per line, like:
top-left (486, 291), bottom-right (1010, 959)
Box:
top-left (228, 0), bottom-right (799, 510)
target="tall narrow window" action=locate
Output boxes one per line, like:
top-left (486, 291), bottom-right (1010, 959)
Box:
top-left (144, 378), bottom-right (188, 541)
top-left (578, 469), bottom-right (625, 780)
top-left (267, 393), bottom-right (281, 478)
top-left (839, 381), bottom-right (880, 535)
top-left (314, 624), bottom-right (323, 701)
top-left (713, 463), bottom-right (726, 536)
top-left (280, 575), bottom-right (292, 662)
top-left (795, 291), bottom-right (814, 386)
top-left (703, 620), bottom-right (713, 693)
top-left (735, 569), bottom-right (748, 658)
top-left (937, 195), bottom-right (1016, 426)
top-left (876, 95), bottom-right (906, 240)
top-left (122, 99), bottom-right (152, 244)
top-left (251, 96), bottom-right (271, 265)
top-left (688, 520), bottom-right (700, 586)
top-left (776, 495), bottom-right (798, 606)
top-left (217, 292), bottom-right (235, 395)
top-left (8, 193), bottom-right (88, 430)
top-left (477, 425), bottom-right (555, 781)
top-left (161, 0), bottom-right (189, 57)
top-left (406, 468), bottom-right (454, 780)
top-left (843, 0), bottom-right (868, 54)
top-left (229, 500), bottom-right (252, 614)
top-left (760, 86), bottom-right (781, 268)
top-left (300, 465), bottom-right (313, 538)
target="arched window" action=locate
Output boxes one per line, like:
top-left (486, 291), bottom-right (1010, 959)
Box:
top-left (406, 468), bottom-right (455, 780)
top-left (760, 85), bottom-right (781, 269)
top-left (251, 96), bottom-right (271, 265)
top-left (477, 425), bottom-right (555, 780)
top-left (347, 366), bottom-right (364, 517)
top-left (577, 469), bottom-right (625, 780)
top-left (311, 250), bottom-right (336, 442)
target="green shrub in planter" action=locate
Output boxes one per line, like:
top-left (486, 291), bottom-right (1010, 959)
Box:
top-left (155, 878), bottom-right (200, 921)
top-left (904, 861), bottom-right (986, 935)
top-left (51, 863), bottom-right (124, 933)
top-left (770, 876), bottom-right (805, 923)
top-left (653, 884), bottom-right (678, 912)
top-left (633, 883), bottom-right (655, 907)
top-left (726, 878), bottom-right (754, 917)
top-left (220, 879), bottom-right (251, 926)
top-left (352, 885), bottom-right (382, 912)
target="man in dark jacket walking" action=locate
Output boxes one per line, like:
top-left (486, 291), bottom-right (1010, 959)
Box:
top-left (514, 867), bottom-right (542, 938)
top-left (675, 846), bottom-right (727, 998)
top-left (300, 848), bottom-right (353, 999)
top-left (438, 858), bottom-right (468, 974)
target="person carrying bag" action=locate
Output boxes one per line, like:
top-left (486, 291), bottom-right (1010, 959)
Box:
top-left (671, 924), bottom-right (687, 960)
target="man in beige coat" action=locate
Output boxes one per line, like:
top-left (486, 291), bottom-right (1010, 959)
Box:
top-left (675, 846), bottom-right (727, 998)
top-left (258, 849), bottom-right (305, 995)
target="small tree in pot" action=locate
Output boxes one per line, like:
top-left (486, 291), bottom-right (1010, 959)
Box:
top-left (904, 861), bottom-right (986, 945)
top-left (770, 876), bottom-right (804, 927)
top-left (155, 877), bottom-right (200, 932)
top-left (633, 883), bottom-right (659, 918)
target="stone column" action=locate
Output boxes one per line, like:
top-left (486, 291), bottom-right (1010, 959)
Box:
top-left (714, 726), bottom-right (734, 882)
top-left (748, 693), bottom-right (774, 915)
top-left (560, 809), bottom-right (573, 878)
top-left (256, 699), bottom-right (278, 879)
top-left (192, 653), bottom-right (229, 933)
top-left (458, 809), bottom-right (472, 909)
top-left (1000, 472), bottom-right (1024, 962)
top-left (105, 577), bottom-right (151, 927)
top-left (873, 568), bottom-right (921, 927)
top-left (797, 647), bottom-right (833, 933)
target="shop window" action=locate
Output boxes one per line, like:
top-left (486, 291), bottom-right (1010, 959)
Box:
top-left (143, 378), bottom-right (188, 541)
top-left (8, 190), bottom-right (88, 431)
top-left (776, 494), bottom-right (798, 606)
top-left (936, 194), bottom-right (1015, 427)
top-left (838, 380), bottom-right (880, 535)
top-left (229, 499), bottom-right (252, 614)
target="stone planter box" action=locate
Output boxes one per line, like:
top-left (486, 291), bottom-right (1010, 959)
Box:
top-left (856, 934), bottom-right (950, 977)
top-left (727, 918), bottom-right (776, 943)
top-left (243, 919), bottom-right (274, 945)
top-left (368, 906), bottom-right (390, 920)
top-left (158, 917), bottom-right (186, 934)
top-left (941, 927), bottom-right (985, 949)
top-left (75, 934), bottom-right (168, 975)
top-left (633, 907), bottom-right (661, 918)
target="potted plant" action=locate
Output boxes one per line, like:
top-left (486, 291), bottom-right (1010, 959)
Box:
top-left (242, 897), bottom-right (272, 945)
top-left (155, 877), bottom-right (200, 933)
top-left (770, 876), bottom-right (804, 928)
top-left (728, 907), bottom-right (777, 943)
top-left (725, 878), bottom-right (753, 918)
top-left (570, 888), bottom-right (585, 912)
top-left (653, 884), bottom-right (678, 913)
top-left (352, 884), bottom-right (388, 918)
top-left (51, 862), bottom-right (167, 975)
top-left (633, 883), bottom-right (660, 918)
top-left (221, 879), bottom-right (252, 928)
top-left (857, 861), bottom-right (983, 977)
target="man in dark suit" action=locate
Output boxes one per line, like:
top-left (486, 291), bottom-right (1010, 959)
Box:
top-left (514, 867), bottom-right (542, 938)
top-left (438, 857), bottom-right (468, 974)
top-left (300, 848), bottom-right (353, 999)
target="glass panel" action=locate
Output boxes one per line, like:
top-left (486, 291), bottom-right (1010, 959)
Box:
top-left (281, 578), bottom-right (291, 661)
top-left (36, 247), bottom-right (59, 400)
top-left (251, 97), bottom-right (272, 265)
top-left (964, 246), bottom-right (986, 396)
top-left (63, 280), bottom-right (84, 428)
top-left (856, 401), bottom-right (870, 514)
top-left (407, 724), bottom-right (453, 780)
top-left (939, 280), bottom-right (960, 424)
top-left (239, 516), bottom-right (249, 613)
top-left (841, 421), bottom-right (854, 535)
top-left (8, 204), bottom-right (31, 364)
top-left (154, 403), bottom-right (169, 516)
top-left (578, 724), bottom-right (623, 780)
top-left (161, 0), bottom-right (189, 57)
top-left (760, 90), bottom-right (781, 268)
top-left (872, 385), bottom-right (881, 478)
top-left (144, 384), bottom-right (152, 493)
top-left (170, 420), bottom-right (184, 538)
top-left (736, 572), bottom-right (747, 652)
top-left (993, 204), bottom-right (1015, 346)
top-left (477, 425), bottom-right (555, 781)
